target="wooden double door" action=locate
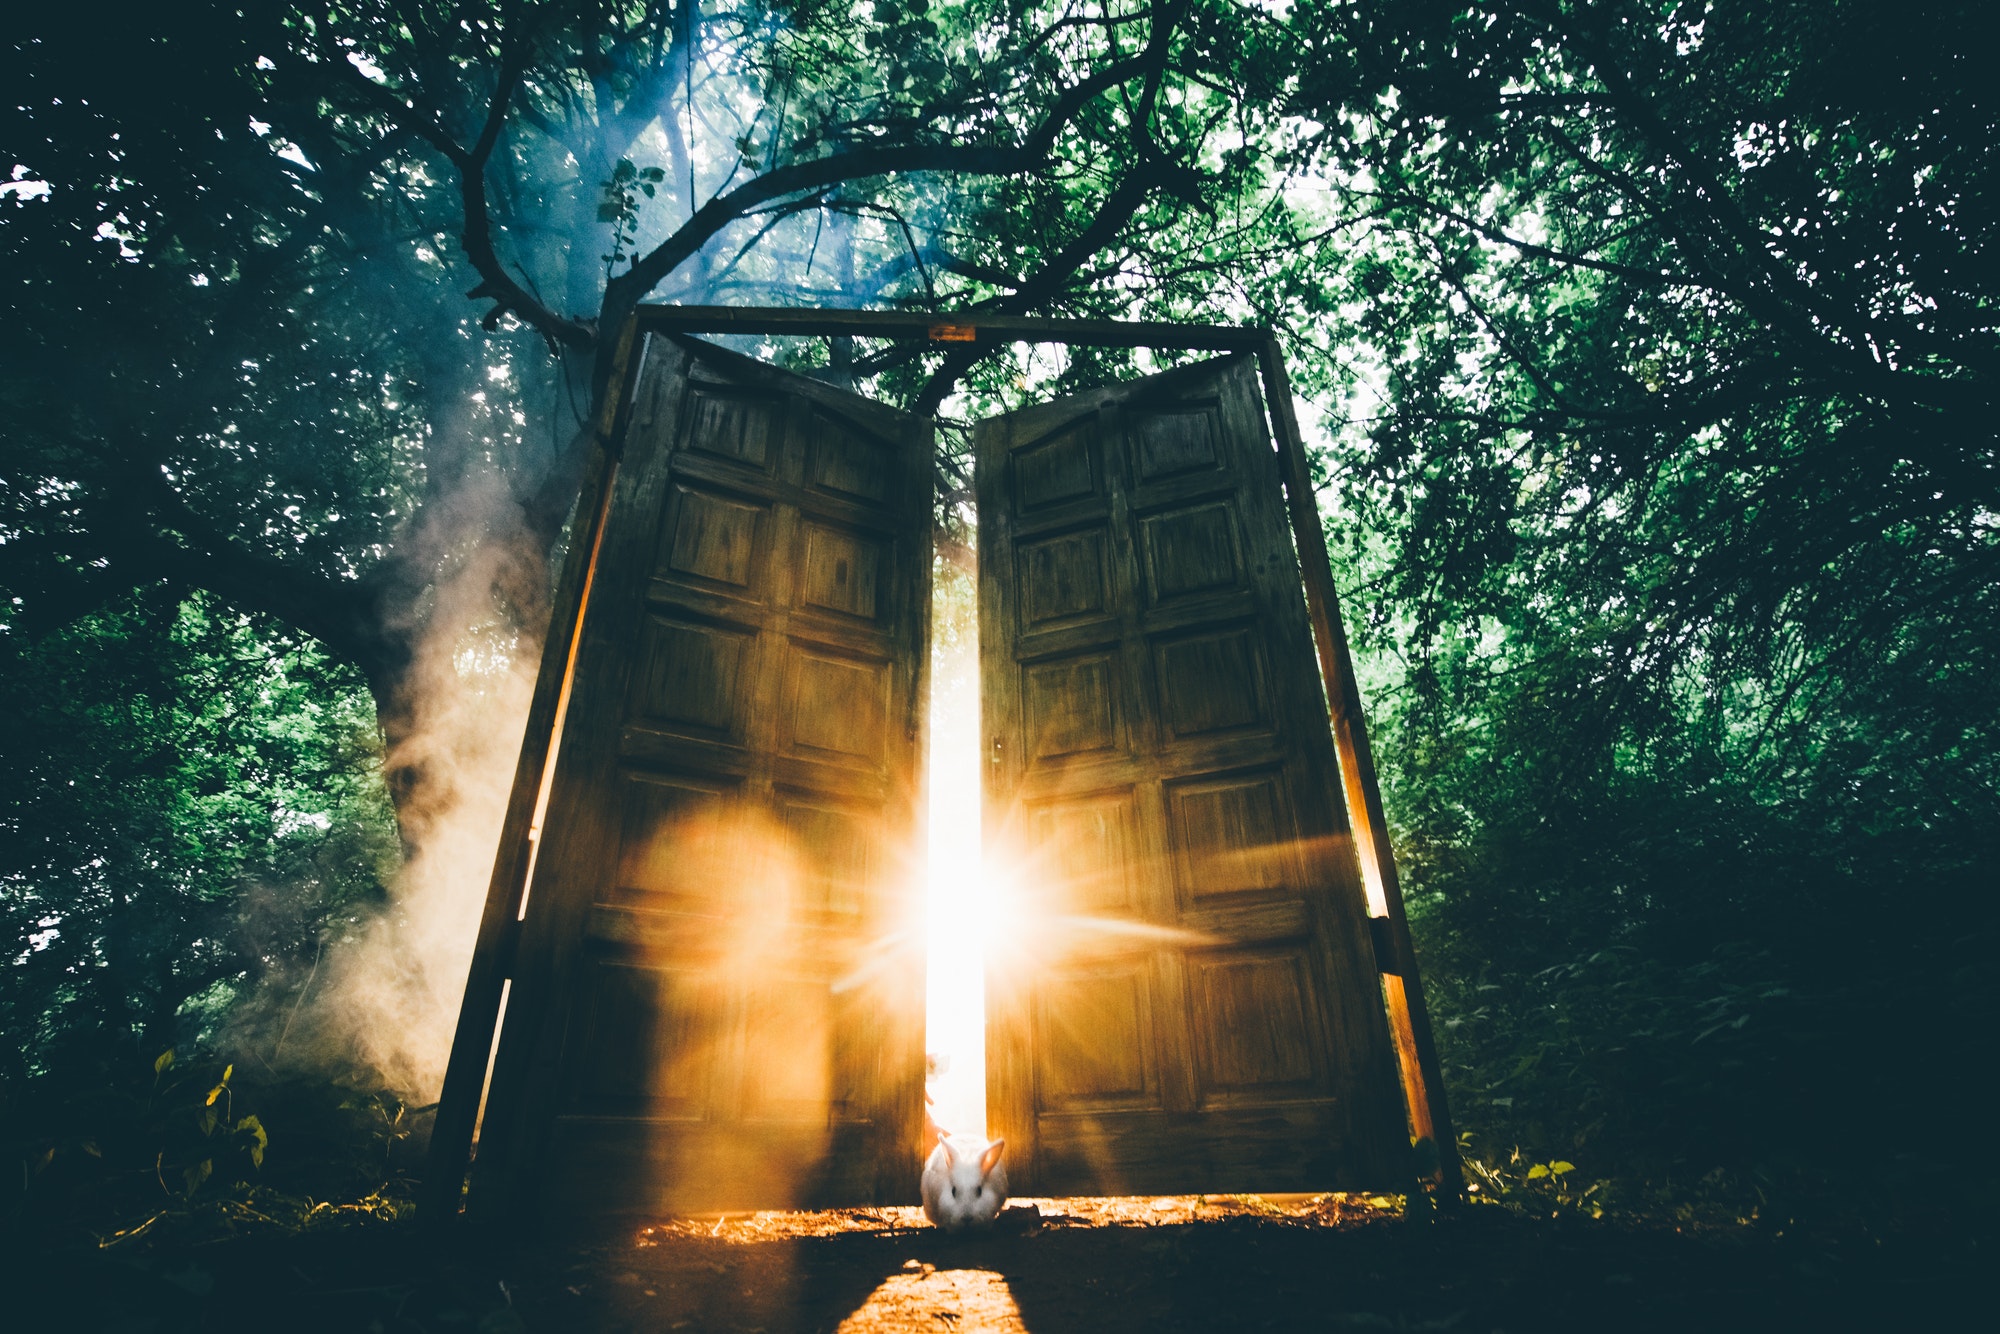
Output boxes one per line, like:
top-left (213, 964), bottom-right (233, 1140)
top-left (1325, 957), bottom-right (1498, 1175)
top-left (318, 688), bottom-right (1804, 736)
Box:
top-left (471, 339), bottom-right (1406, 1221)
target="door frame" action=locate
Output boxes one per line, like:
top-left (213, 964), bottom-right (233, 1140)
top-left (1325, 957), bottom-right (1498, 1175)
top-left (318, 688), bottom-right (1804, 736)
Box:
top-left (422, 308), bottom-right (1461, 1226)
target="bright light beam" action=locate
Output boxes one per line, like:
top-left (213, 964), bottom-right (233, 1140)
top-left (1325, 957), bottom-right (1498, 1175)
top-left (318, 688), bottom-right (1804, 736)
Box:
top-left (924, 612), bottom-right (987, 1140)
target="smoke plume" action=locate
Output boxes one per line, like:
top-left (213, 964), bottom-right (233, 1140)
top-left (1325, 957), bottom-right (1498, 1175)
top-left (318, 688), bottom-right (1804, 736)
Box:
top-left (245, 470), bottom-right (544, 1103)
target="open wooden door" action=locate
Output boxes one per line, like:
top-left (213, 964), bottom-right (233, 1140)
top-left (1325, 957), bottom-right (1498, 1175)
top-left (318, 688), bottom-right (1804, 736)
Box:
top-left (977, 353), bottom-right (1410, 1194)
top-left (470, 336), bottom-right (932, 1221)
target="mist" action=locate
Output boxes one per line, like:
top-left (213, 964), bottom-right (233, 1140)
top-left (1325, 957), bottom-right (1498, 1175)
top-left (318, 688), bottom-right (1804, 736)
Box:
top-left (235, 470), bottom-right (545, 1104)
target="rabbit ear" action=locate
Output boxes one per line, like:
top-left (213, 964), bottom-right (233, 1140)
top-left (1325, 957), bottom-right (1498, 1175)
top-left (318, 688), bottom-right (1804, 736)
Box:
top-left (941, 1136), bottom-right (958, 1166)
top-left (978, 1138), bottom-right (1006, 1176)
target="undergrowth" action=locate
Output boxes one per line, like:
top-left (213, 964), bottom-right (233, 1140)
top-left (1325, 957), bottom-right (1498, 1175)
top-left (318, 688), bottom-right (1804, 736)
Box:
top-left (3, 1041), bottom-right (428, 1254)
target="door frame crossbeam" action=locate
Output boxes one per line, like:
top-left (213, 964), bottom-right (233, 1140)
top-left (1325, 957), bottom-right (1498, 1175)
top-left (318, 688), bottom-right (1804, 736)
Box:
top-left (421, 307), bottom-right (1461, 1227)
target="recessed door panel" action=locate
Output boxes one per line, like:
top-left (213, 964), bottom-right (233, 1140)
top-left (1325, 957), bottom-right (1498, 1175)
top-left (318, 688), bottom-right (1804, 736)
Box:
top-left (1033, 965), bottom-right (1160, 1110)
top-left (1016, 527), bottom-right (1113, 630)
top-left (1141, 503), bottom-right (1244, 603)
top-left (1025, 789), bottom-right (1143, 915)
top-left (626, 615), bottom-right (753, 739)
top-left (1023, 653), bottom-right (1123, 762)
top-left (658, 484), bottom-right (767, 591)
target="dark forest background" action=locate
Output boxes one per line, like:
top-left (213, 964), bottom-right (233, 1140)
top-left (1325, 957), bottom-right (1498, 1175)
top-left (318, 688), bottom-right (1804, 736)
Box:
top-left (3, 0), bottom-right (1992, 1248)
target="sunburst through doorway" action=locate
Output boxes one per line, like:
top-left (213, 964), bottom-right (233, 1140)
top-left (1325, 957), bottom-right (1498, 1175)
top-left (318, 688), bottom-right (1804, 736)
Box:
top-left (923, 561), bottom-right (989, 1141)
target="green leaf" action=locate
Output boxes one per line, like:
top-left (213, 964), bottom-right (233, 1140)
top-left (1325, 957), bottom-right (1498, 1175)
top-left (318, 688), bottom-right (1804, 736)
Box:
top-left (183, 1158), bottom-right (213, 1195)
top-left (1526, 1163), bottom-right (1550, 1180)
top-left (154, 1049), bottom-right (175, 1075)
top-left (237, 1114), bottom-right (268, 1169)
top-left (1551, 1161), bottom-right (1575, 1175)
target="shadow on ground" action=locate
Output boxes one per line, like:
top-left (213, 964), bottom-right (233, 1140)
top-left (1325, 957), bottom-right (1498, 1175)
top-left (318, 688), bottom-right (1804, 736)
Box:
top-left (14, 1195), bottom-right (1977, 1332)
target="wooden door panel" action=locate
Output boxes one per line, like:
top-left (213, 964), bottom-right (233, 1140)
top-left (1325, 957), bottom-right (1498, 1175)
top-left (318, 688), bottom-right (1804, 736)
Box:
top-left (1033, 965), bottom-right (1163, 1110)
top-left (1012, 424), bottom-right (1103, 511)
top-left (1016, 526), bottom-right (1115, 630)
top-left (678, 381), bottom-right (782, 469)
top-left (657, 483), bottom-right (768, 591)
top-left (979, 354), bottom-right (1407, 1196)
top-left (1033, 1102), bottom-right (1374, 1192)
top-left (1128, 402), bottom-right (1226, 481)
top-left (798, 520), bottom-right (888, 622)
top-left (1024, 790), bottom-right (1144, 915)
top-left (625, 614), bottom-right (754, 740)
top-left (782, 645), bottom-right (894, 770)
top-left (1166, 768), bottom-right (1301, 897)
top-left (1022, 652), bottom-right (1126, 762)
top-left (473, 337), bottom-right (931, 1221)
top-left (1139, 502), bottom-right (1246, 604)
top-left (775, 789), bottom-right (877, 918)
top-left (611, 772), bottom-right (740, 899)
top-left (1187, 950), bottom-right (1326, 1097)
top-left (1152, 627), bottom-right (1271, 737)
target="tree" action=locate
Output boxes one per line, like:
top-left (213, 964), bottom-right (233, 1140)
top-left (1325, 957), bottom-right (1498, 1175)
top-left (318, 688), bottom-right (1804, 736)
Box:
top-left (4, 0), bottom-right (1992, 1217)
top-left (3, 0), bottom-right (1299, 1074)
top-left (1262, 0), bottom-right (1995, 754)
top-left (1251, 0), bottom-right (1995, 1208)
top-left (3, 0), bottom-right (1253, 774)
top-left (0, 592), bottom-right (395, 1075)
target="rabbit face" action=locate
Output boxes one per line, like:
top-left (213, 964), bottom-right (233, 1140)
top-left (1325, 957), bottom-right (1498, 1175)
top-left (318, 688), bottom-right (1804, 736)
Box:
top-left (921, 1133), bottom-right (1008, 1231)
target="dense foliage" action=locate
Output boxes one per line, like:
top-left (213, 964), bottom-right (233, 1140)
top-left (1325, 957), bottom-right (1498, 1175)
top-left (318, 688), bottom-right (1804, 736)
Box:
top-left (1272, 0), bottom-right (1998, 1226)
top-left (3, 0), bottom-right (1991, 1243)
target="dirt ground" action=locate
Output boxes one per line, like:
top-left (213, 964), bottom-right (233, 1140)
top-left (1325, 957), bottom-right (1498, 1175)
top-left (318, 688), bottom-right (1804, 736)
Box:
top-left (15, 1194), bottom-right (1977, 1333)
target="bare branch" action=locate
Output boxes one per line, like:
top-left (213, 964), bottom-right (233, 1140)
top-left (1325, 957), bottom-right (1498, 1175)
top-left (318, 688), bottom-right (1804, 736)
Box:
top-left (458, 41), bottom-right (598, 347)
top-left (603, 52), bottom-right (1157, 319)
top-left (304, 39), bottom-right (597, 350)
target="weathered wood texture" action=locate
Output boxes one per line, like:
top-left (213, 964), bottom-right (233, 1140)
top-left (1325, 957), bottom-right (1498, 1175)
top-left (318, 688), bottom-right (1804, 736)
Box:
top-left (467, 336), bottom-right (934, 1222)
top-left (426, 309), bottom-right (1458, 1221)
top-left (976, 354), bottom-right (1411, 1195)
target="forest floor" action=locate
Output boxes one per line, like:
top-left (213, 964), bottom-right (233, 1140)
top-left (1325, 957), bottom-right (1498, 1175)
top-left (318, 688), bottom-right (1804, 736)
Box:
top-left (11, 1192), bottom-right (1980, 1333)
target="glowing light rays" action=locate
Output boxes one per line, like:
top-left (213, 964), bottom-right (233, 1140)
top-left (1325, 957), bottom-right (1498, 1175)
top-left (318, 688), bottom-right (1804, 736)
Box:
top-left (924, 620), bottom-right (989, 1139)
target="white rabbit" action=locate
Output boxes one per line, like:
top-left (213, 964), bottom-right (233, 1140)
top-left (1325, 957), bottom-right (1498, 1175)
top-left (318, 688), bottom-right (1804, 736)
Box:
top-left (920, 1130), bottom-right (1008, 1231)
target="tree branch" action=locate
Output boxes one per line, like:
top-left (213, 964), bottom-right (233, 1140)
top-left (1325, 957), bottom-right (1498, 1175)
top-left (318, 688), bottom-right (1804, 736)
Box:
top-left (912, 164), bottom-right (1159, 414)
top-left (457, 39), bottom-right (598, 347)
top-left (1376, 190), bottom-right (1722, 293)
top-left (601, 52), bottom-right (1157, 323)
top-left (306, 37), bottom-right (598, 350)
top-left (904, 3), bottom-right (1188, 411)
top-left (125, 463), bottom-right (404, 692)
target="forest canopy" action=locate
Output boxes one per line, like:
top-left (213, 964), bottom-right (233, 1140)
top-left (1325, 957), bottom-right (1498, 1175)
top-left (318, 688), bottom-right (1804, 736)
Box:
top-left (3, 0), bottom-right (1993, 1235)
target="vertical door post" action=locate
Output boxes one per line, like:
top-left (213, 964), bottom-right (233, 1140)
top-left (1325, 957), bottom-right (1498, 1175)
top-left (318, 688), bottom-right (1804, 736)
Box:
top-left (1254, 338), bottom-right (1464, 1201)
top-left (420, 322), bottom-right (645, 1228)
